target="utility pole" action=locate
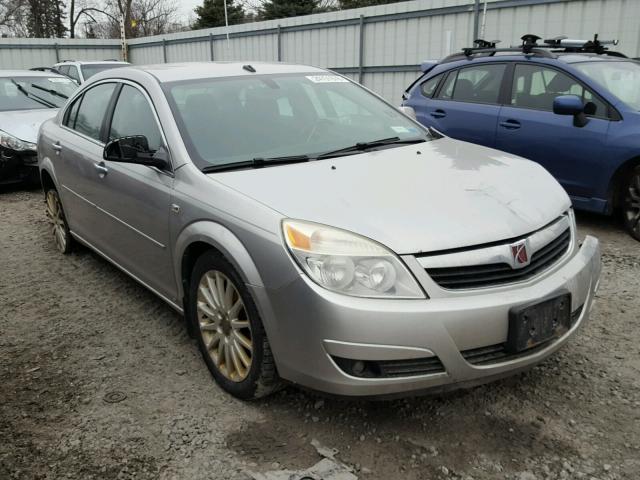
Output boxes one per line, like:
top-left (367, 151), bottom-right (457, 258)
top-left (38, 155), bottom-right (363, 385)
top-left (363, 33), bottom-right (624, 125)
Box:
top-left (120, 13), bottom-right (128, 62)
top-left (472, 0), bottom-right (480, 41)
top-left (224, 0), bottom-right (230, 53)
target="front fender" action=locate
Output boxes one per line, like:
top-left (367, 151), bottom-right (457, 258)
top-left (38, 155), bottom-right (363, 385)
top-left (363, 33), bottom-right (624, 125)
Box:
top-left (173, 220), bottom-right (264, 301)
top-left (39, 156), bottom-right (59, 190)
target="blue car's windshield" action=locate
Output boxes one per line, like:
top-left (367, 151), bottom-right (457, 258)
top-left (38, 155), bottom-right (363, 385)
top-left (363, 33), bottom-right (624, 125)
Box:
top-left (163, 73), bottom-right (429, 169)
top-left (573, 61), bottom-right (640, 111)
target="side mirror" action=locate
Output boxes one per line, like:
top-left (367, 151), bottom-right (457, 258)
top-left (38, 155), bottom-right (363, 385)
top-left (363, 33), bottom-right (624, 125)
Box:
top-left (103, 135), bottom-right (168, 170)
top-left (553, 95), bottom-right (589, 127)
top-left (398, 105), bottom-right (417, 120)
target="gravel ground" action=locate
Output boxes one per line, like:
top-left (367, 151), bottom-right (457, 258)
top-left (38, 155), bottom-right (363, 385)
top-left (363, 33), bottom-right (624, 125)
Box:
top-left (1, 187), bottom-right (639, 480)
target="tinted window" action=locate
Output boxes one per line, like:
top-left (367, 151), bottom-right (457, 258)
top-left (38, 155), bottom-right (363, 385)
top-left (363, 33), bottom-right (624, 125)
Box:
top-left (420, 73), bottom-right (443, 98)
top-left (74, 83), bottom-right (116, 141)
top-left (437, 71), bottom-right (456, 100)
top-left (511, 64), bottom-right (607, 116)
top-left (109, 85), bottom-right (163, 152)
top-left (574, 61), bottom-right (640, 111)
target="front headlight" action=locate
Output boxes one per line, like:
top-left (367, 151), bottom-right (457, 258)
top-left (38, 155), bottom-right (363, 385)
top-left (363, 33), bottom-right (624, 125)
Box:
top-left (283, 219), bottom-right (425, 298)
top-left (0, 130), bottom-right (37, 152)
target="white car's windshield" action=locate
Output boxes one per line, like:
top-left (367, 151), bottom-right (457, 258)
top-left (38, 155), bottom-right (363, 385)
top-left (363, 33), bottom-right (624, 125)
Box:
top-left (81, 63), bottom-right (127, 80)
top-left (164, 73), bottom-right (428, 169)
top-left (0, 76), bottom-right (77, 111)
top-left (573, 60), bottom-right (640, 110)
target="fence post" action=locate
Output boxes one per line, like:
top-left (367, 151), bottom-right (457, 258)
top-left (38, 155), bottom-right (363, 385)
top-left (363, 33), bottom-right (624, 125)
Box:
top-left (358, 15), bottom-right (365, 84)
top-left (54, 43), bottom-right (60, 62)
top-left (277, 24), bottom-right (282, 62)
top-left (209, 33), bottom-right (214, 61)
top-left (162, 38), bottom-right (167, 63)
top-left (472, 0), bottom-right (480, 41)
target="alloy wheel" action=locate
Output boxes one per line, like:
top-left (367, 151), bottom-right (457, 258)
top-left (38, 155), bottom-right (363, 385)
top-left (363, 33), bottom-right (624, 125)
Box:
top-left (196, 270), bottom-right (253, 382)
top-left (45, 190), bottom-right (68, 253)
top-left (624, 171), bottom-right (640, 239)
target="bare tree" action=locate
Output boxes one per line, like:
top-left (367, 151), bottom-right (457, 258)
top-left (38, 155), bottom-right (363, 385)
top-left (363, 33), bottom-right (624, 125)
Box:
top-left (0, 0), bottom-right (30, 36)
top-left (68, 0), bottom-right (118, 38)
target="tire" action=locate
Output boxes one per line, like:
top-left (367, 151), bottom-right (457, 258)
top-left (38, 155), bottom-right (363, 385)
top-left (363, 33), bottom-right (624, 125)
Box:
top-left (44, 187), bottom-right (73, 254)
top-left (188, 251), bottom-right (281, 399)
top-left (622, 166), bottom-right (640, 241)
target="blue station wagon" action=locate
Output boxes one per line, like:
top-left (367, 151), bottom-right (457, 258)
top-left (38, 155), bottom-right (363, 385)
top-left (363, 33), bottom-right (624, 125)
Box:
top-left (402, 35), bottom-right (640, 241)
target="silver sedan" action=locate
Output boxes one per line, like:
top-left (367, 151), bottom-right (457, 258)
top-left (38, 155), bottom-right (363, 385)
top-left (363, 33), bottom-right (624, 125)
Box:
top-left (38, 62), bottom-right (601, 399)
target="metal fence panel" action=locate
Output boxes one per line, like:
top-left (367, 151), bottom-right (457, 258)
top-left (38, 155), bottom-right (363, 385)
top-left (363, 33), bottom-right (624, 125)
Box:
top-left (2, 0), bottom-right (640, 102)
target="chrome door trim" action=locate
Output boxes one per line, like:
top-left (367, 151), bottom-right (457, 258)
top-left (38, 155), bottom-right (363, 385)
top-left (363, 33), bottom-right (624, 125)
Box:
top-left (70, 230), bottom-right (183, 313)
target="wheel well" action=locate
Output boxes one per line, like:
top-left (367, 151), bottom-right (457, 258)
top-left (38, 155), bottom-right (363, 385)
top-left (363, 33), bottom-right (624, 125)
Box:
top-left (180, 241), bottom-right (222, 336)
top-left (610, 157), bottom-right (640, 209)
top-left (40, 170), bottom-right (55, 193)
top-left (181, 241), bottom-right (219, 295)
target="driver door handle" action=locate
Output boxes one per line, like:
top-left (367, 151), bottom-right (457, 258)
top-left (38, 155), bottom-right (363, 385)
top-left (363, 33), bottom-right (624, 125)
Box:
top-left (94, 161), bottom-right (108, 177)
top-left (52, 142), bottom-right (62, 154)
top-left (499, 119), bottom-right (521, 130)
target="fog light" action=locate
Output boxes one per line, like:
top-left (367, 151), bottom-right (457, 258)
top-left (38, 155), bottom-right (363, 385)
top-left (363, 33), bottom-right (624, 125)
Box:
top-left (352, 360), bottom-right (365, 375)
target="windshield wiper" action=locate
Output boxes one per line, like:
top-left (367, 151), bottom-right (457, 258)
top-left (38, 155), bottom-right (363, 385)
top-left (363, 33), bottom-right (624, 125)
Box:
top-left (10, 80), bottom-right (56, 108)
top-left (201, 155), bottom-right (310, 173)
top-left (315, 136), bottom-right (426, 160)
top-left (30, 83), bottom-right (68, 99)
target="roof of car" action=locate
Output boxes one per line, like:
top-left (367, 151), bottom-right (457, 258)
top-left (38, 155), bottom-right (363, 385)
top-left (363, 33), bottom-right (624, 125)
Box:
top-left (0, 69), bottom-right (66, 77)
top-left (127, 61), bottom-right (328, 83)
top-left (55, 60), bottom-right (129, 65)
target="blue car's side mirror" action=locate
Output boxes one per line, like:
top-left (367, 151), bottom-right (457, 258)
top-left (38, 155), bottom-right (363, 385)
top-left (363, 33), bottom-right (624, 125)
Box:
top-left (553, 95), bottom-right (589, 127)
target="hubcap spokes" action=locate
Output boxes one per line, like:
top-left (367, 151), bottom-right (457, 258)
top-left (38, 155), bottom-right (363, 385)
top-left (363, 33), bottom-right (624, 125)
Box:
top-left (625, 174), bottom-right (640, 234)
top-left (197, 270), bottom-right (252, 382)
top-left (46, 191), bottom-right (67, 252)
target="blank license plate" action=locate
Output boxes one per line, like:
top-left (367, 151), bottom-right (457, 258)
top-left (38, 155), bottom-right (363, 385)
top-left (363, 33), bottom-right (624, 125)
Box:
top-left (507, 292), bottom-right (571, 353)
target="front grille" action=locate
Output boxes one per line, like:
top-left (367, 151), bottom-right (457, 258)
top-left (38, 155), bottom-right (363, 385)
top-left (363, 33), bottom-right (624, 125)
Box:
top-left (462, 305), bottom-right (583, 365)
top-left (332, 356), bottom-right (445, 378)
top-left (426, 228), bottom-right (571, 290)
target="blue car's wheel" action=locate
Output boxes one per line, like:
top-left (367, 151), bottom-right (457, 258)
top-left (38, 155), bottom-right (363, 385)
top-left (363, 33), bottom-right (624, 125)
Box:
top-left (623, 166), bottom-right (640, 241)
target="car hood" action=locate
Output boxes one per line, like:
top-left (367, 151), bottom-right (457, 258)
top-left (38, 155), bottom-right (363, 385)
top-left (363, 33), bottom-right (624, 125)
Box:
top-left (0, 108), bottom-right (58, 144)
top-left (210, 137), bottom-right (571, 254)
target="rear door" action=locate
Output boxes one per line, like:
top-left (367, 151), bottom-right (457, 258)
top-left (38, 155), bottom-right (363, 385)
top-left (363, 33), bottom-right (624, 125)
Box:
top-left (495, 63), bottom-right (612, 199)
top-left (54, 82), bottom-right (118, 244)
top-left (413, 63), bottom-right (507, 148)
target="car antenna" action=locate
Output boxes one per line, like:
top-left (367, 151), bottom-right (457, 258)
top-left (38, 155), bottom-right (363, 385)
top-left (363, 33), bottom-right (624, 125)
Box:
top-left (243, 64), bottom-right (256, 73)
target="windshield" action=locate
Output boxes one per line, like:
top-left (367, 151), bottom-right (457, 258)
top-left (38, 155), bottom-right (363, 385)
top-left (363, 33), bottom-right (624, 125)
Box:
top-left (573, 61), bottom-right (640, 110)
top-left (81, 63), bottom-right (128, 80)
top-left (164, 73), bottom-right (428, 169)
top-left (0, 76), bottom-right (77, 111)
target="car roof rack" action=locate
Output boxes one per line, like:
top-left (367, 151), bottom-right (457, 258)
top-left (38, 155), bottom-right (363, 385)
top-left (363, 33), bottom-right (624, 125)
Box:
top-left (544, 34), bottom-right (627, 57)
top-left (442, 33), bottom-right (627, 63)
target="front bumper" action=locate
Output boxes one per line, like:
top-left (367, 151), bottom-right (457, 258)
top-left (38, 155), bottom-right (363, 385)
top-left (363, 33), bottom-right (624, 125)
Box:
top-left (0, 147), bottom-right (39, 185)
top-left (252, 235), bottom-right (601, 397)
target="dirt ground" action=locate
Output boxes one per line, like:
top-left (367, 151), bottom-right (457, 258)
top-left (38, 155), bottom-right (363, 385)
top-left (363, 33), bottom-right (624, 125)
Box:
top-left (1, 187), bottom-right (639, 480)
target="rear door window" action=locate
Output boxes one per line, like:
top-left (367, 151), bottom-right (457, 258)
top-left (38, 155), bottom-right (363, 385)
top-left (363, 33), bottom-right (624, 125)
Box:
top-left (436, 64), bottom-right (506, 104)
top-left (420, 73), bottom-right (443, 98)
top-left (73, 83), bottom-right (117, 141)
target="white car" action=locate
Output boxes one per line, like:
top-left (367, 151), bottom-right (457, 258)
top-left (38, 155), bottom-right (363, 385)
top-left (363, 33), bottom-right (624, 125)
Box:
top-left (53, 60), bottom-right (129, 84)
top-left (0, 70), bottom-right (77, 185)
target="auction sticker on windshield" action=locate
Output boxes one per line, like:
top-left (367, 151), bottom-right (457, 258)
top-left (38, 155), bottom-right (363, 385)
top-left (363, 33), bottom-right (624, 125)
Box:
top-left (306, 75), bottom-right (349, 83)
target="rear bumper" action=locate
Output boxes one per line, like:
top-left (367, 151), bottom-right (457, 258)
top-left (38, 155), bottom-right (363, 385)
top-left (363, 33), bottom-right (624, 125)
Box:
top-left (252, 235), bottom-right (601, 397)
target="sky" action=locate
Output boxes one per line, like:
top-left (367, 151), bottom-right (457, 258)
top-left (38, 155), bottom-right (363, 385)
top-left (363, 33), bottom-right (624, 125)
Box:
top-left (177, 0), bottom-right (203, 23)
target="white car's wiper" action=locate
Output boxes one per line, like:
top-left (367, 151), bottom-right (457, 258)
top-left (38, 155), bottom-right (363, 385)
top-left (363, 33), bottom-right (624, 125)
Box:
top-left (201, 155), bottom-right (310, 173)
top-left (10, 79), bottom-right (56, 108)
top-left (315, 136), bottom-right (426, 160)
top-left (30, 83), bottom-right (69, 99)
